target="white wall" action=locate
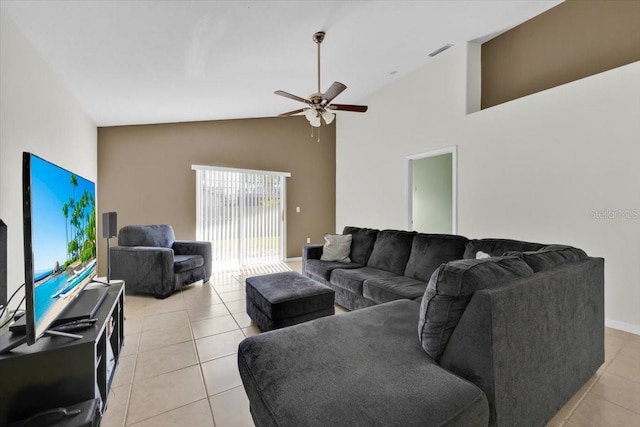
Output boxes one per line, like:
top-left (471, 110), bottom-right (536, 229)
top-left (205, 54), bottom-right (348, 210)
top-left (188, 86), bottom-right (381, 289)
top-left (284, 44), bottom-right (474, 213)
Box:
top-left (337, 43), bottom-right (640, 333)
top-left (0, 9), bottom-right (97, 310)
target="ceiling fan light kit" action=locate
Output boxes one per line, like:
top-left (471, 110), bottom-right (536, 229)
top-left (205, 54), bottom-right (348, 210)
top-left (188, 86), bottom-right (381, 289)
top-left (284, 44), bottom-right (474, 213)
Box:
top-left (275, 31), bottom-right (368, 136)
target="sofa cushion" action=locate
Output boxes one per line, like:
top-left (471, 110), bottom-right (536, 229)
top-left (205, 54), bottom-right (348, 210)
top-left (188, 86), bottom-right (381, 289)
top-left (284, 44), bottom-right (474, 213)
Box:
top-left (320, 233), bottom-right (352, 262)
top-left (238, 300), bottom-right (490, 427)
top-left (367, 230), bottom-right (415, 275)
top-left (330, 267), bottom-right (397, 295)
top-left (118, 224), bottom-right (176, 248)
top-left (363, 276), bottom-right (429, 304)
top-left (463, 238), bottom-right (544, 259)
top-left (304, 259), bottom-right (363, 282)
top-left (419, 257), bottom-right (534, 361)
top-left (510, 245), bottom-right (588, 272)
top-left (173, 254), bottom-right (204, 273)
top-left (343, 226), bottom-right (379, 265)
top-left (404, 233), bottom-right (468, 281)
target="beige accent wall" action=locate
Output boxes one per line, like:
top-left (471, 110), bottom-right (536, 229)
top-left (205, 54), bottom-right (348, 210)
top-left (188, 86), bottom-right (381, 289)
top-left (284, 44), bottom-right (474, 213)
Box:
top-left (97, 116), bottom-right (335, 275)
top-left (482, 0), bottom-right (640, 109)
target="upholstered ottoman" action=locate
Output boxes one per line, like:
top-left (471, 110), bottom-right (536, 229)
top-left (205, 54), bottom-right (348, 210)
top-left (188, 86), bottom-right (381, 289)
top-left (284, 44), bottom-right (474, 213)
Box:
top-left (245, 271), bottom-right (335, 331)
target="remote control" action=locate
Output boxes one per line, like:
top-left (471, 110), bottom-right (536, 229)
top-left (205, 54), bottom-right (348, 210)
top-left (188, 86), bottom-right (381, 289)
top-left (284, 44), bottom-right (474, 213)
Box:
top-left (53, 318), bottom-right (97, 332)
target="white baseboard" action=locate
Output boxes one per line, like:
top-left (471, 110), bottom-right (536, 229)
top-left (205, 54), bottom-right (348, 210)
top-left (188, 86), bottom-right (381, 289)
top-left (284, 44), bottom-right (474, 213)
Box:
top-left (286, 257), bottom-right (302, 262)
top-left (605, 318), bottom-right (640, 336)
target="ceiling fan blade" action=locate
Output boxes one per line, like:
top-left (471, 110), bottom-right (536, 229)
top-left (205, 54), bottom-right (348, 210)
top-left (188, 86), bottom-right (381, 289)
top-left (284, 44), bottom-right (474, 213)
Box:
top-left (279, 108), bottom-right (306, 117)
top-left (327, 104), bottom-right (368, 113)
top-left (275, 90), bottom-right (309, 104)
top-left (322, 82), bottom-right (347, 104)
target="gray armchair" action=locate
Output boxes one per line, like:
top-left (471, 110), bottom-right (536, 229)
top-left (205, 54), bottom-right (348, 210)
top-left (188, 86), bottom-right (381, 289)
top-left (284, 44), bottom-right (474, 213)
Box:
top-left (110, 225), bottom-right (212, 299)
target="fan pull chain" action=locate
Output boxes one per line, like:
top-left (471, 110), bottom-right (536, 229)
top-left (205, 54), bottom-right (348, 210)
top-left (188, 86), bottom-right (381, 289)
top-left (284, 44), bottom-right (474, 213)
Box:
top-left (309, 125), bottom-right (321, 142)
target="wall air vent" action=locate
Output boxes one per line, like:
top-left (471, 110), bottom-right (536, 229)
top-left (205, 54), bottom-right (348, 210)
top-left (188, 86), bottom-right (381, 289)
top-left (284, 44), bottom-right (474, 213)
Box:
top-left (428, 44), bottom-right (453, 57)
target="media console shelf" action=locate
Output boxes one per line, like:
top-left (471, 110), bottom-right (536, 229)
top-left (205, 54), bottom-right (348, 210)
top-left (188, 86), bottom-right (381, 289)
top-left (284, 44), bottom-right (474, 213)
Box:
top-left (0, 283), bottom-right (124, 425)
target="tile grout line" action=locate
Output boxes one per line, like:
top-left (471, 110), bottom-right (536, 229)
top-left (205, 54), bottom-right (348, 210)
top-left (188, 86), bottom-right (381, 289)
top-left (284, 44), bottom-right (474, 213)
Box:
top-left (112, 282), bottom-right (226, 426)
top-left (118, 299), bottom-right (144, 427)
top-left (124, 290), bottom-right (201, 426)
top-left (588, 386), bottom-right (640, 417)
top-left (189, 279), bottom-right (243, 427)
top-left (184, 283), bottom-right (213, 426)
top-left (562, 375), bottom-right (601, 422)
top-left (184, 283), bottom-right (217, 405)
top-left (563, 330), bottom-right (639, 423)
top-left (123, 397), bottom-right (213, 427)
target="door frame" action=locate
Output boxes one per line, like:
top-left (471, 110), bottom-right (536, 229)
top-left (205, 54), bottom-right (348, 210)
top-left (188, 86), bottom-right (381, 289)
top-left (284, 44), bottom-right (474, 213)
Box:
top-left (406, 146), bottom-right (458, 234)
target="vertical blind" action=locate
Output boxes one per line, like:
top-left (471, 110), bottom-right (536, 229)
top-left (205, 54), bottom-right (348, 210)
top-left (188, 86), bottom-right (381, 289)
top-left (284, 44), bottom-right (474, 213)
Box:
top-left (192, 165), bottom-right (291, 270)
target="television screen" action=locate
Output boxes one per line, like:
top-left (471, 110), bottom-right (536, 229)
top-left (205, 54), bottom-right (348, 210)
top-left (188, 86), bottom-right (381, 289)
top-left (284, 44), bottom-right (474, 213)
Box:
top-left (23, 152), bottom-right (97, 344)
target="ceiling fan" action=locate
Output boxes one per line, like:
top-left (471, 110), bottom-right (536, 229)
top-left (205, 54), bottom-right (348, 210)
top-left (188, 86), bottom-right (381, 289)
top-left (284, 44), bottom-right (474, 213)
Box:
top-left (275, 31), bottom-right (368, 127)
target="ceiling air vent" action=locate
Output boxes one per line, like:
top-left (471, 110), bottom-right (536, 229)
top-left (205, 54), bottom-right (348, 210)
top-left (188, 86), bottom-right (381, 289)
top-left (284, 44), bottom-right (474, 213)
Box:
top-left (428, 44), bottom-right (453, 57)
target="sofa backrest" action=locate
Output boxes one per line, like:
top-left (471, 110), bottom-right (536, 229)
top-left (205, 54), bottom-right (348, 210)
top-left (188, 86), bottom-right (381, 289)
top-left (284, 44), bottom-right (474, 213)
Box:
top-left (404, 233), bottom-right (468, 282)
top-left (366, 229), bottom-right (415, 275)
top-left (118, 224), bottom-right (176, 248)
top-left (507, 245), bottom-right (588, 272)
top-left (418, 256), bottom-right (534, 361)
top-left (463, 238), bottom-right (544, 259)
top-left (342, 226), bottom-right (379, 265)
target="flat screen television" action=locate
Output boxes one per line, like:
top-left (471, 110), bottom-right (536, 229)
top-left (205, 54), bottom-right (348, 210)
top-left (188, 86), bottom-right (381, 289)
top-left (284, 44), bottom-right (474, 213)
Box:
top-left (21, 152), bottom-right (99, 345)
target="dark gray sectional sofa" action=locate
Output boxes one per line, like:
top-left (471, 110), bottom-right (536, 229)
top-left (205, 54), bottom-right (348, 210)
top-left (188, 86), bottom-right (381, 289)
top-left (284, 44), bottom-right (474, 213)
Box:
top-left (238, 227), bottom-right (604, 426)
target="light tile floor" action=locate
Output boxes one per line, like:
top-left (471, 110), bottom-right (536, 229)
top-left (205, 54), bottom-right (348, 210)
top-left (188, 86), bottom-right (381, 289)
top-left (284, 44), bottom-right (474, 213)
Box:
top-left (101, 261), bottom-right (640, 426)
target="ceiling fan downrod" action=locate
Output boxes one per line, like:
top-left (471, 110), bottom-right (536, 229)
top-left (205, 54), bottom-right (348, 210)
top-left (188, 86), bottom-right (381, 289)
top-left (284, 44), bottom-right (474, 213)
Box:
top-left (313, 31), bottom-right (325, 95)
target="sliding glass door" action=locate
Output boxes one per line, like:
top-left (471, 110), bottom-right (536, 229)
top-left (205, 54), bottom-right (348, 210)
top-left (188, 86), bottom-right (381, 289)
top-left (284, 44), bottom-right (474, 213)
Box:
top-left (192, 165), bottom-right (291, 270)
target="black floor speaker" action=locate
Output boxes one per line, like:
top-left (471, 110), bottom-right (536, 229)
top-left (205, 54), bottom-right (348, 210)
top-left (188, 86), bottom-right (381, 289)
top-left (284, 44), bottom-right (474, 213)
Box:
top-left (102, 212), bottom-right (117, 239)
top-left (0, 220), bottom-right (7, 308)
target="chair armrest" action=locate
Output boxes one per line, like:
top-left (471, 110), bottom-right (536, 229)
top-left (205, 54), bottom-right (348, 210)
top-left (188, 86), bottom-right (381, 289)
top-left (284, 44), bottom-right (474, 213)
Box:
top-left (173, 240), bottom-right (212, 281)
top-left (110, 246), bottom-right (174, 298)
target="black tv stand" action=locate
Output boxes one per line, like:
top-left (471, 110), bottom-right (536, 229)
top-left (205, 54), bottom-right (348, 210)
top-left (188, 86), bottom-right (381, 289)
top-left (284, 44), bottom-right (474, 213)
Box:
top-left (0, 284), bottom-right (124, 425)
top-left (0, 327), bottom-right (83, 354)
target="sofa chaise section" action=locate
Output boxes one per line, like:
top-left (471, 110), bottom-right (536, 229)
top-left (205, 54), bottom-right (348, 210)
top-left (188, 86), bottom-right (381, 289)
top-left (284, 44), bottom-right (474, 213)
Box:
top-left (238, 300), bottom-right (489, 427)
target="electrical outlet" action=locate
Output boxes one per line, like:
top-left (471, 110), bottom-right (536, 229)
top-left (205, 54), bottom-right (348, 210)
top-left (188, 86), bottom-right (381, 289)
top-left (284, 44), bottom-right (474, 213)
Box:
top-left (296, 206), bottom-right (301, 213)
top-left (306, 237), bottom-right (311, 244)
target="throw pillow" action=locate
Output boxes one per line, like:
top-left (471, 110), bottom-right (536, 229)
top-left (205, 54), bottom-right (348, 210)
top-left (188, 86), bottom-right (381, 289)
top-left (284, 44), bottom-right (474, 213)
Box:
top-left (418, 256), bottom-right (534, 361)
top-left (320, 234), bottom-right (352, 263)
top-left (476, 251), bottom-right (491, 259)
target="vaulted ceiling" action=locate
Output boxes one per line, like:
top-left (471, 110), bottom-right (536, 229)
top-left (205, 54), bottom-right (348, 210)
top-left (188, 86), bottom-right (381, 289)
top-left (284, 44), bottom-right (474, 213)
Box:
top-left (1, 1), bottom-right (562, 126)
